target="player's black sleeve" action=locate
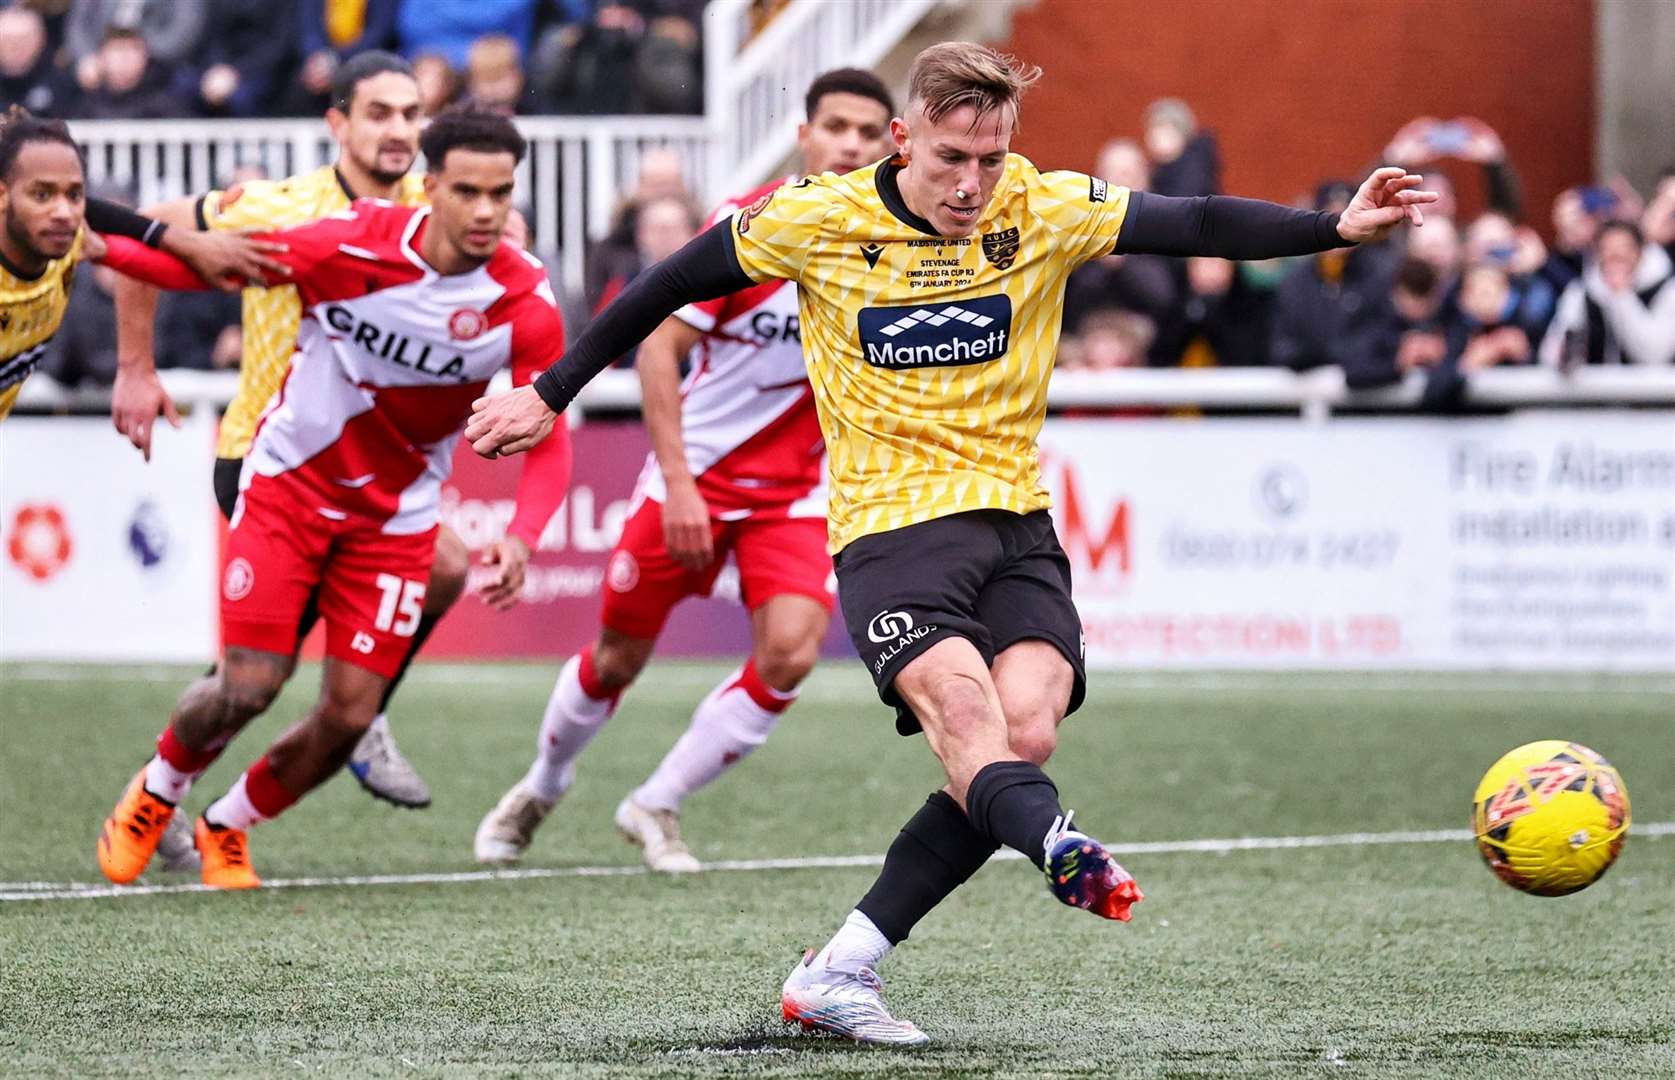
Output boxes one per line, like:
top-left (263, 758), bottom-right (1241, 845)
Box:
top-left (533, 220), bottom-right (752, 414)
top-left (1113, 191), bottom-right (1353, 259)
top-left (85, 198), bottom-right (169, 247)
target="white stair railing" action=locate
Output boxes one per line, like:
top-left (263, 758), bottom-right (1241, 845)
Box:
top-left (702, 0), bottom-right (943, 196)
top-left (71, 115), bottom-right (709, 301)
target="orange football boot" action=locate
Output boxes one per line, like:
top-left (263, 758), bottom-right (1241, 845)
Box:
top-left (97, 768), bottom-right (176, 884)
top-left (195, 817), bottom-right (261, 890)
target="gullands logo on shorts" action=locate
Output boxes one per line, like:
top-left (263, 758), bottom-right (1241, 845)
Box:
top-left (856, 294), bottom-right (1012, 370)
top-left (868, 609), bottom-right (938, 675)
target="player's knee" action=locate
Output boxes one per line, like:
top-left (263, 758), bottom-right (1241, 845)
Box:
top-left (426, 531), bottom-right (470, 611)
top-left (219, 670), bottom-right (285, 722)
top-left (753, 632), bottom-right (818, 692)
top-left (591, 638), bottom-right (650, 691)
top-left (1007, 721), bottom-right (1059, 767)
top-left (311, 687), bottom-right (379, 741)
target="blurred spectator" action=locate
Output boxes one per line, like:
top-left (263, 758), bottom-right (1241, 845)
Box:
top-left (65, 0), bottom-right (204, 67)
top-left (1539, 220), bottom-right (1675, 368)
top-left (71, 27), bottom-right (183, 119)
top-left (1062, 310), bottom-right (1156, 372)
top-left (1382, 116), bottom-right (1521, 220)
top-left (1269, 181), bottom-right (1395, 371)
top-left (534, 1), bottom-right (702, 115)
top-left (587, 190), bottom-right (701, 364)
top-left (1094, 137), bottom-right (1149, 193)
top-left (1167, 257), bottom-right (1274, 368)
top-left (1063, 139), bottom-right (1176, 362)
top-left (585, 147), bottom-right (695, 310)
top-left (411, 52), bottom-right (460, 116)
top-left (462, 34), bottom-right (527, 114)
top-left (1461, 211), bottom-right (1555, 344)
top-left (1, 5), bottom-right (75, 114)
top-left (286, 0), bottom-right (400, 114)
top-left (1453, 264), bottom-right (1533, 373)
top-left (1144, 98), bottom-right (1219, 197)
top-left (1639, 165), bottom-right (1675, 259)
top-left (1338, 255), bottom-right (1463, 400)
top-left (396, 0), bottom-right (535, 70)
top-left (633, 145), bottom-right (690, 199)
top-left (193, 0), bottom-right (297, 118)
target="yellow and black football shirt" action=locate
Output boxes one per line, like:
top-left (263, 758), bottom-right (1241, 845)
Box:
top-left (198, 165), bottom-right (427, 458)
top-left (0, 228), bottom-right (84, 422)
top-left (727, 153), bottom-right (1130, 552)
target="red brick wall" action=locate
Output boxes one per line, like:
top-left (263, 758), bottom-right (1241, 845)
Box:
top-left (1000, 0), bottom-right (1593, 229)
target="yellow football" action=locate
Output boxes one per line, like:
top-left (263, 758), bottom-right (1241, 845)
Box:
top-left (1471, 740), bottom-right (1630, 896)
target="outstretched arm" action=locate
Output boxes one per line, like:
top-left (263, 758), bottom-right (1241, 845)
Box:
top-left (96, 234), bottom-right (215, 291)
top-left (465, 221), bottom-right (752, 457)
top-left (1115, 167), bottom-right (1436, 259)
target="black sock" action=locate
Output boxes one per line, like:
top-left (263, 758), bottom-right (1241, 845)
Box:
top-left (964, 760), bottom-right (1066, 869)
top-left (856, 792), bottom-right (999, 945)
top-left (377, 610), bottom-right (443, 713)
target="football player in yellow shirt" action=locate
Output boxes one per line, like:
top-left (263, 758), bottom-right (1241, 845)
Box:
top-left (108, 54), bottom-right (498, 820)
top-left (469, 42), bottom-right (1437, 1043)
top-left (1, 108), bottom-right (283, 422)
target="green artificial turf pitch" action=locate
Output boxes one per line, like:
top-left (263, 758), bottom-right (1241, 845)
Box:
top-left (2, 662), bottom-right (1671, 1077)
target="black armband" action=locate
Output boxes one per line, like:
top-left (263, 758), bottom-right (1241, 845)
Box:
top-left (1114, 191), bottom-right (1352, 259)
top-left (533, 220), bottom-right (754, 413)
top-left (85, 197), bottom-right (169, 248)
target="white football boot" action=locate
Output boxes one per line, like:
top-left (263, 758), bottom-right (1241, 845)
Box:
top-left (348, 717), bottom-right (432, 809)
top-left (613, 796), bottom-right (701, 873)
top-left (781, 948), bottom-right (930, 1046)
top-left (474, 780), bottom-right (557, 864)
top-left (155, 806), bottom-right (201, 872)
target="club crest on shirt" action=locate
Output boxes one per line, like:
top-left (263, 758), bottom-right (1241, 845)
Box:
top-left (981, 227), bottom-right (1019, 270)
top-left (448, 308), bottom-right (488, 341)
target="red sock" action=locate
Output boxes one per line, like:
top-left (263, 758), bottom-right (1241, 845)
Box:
top-left (245, 755), bottom-right (300, 819)
top-left (575, 649), bottom-right (622, 708)
top-left (731, 658), bottom-right (797, 713)
top-left (156, 726), bottom-right (221, 773)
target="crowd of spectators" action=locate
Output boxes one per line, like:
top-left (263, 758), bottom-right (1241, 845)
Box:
top-left (0, 0), bottom-right (704, 121)
top-left (1060, 105), bottom-right (1675, 400)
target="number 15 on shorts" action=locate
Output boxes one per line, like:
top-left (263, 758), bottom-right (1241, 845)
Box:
top-left (374, 573), bottom-right (427, 637)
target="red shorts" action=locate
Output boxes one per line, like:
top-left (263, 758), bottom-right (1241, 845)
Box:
top-left (599, 497), bottom-right (834, 640)
top-left (221, 474), bottom-right (437, 678)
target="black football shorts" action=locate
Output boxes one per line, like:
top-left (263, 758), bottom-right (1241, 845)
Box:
top-left (834, 508), bottom-right (1087, 735)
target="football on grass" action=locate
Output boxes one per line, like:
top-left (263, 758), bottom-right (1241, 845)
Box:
top-left (1472, 740), bottom-right (1630, 897)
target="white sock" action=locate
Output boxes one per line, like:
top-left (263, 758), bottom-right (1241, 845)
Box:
top-left (631, 663), bottom-right (792, 812)
top-left (203, 774), bottom-right (266, 831)
top-left (525, 654), bottom-right (616, 802)
top-left (817, 909), bottom-right (894, 974)
top-left (144, 754), bottom-right (198, 805)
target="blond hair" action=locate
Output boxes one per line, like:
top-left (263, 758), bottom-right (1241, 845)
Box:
top-left (906, 42), bottom-right (1041, 125)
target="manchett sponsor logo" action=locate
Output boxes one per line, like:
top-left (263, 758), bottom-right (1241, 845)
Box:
top-left (856, 294), bottom-right (1012, 370)
top-left (867, 609), bottom-right (914, 643)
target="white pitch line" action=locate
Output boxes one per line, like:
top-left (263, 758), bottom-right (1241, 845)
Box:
top-left (3, 822), bottom-right (1670, 904)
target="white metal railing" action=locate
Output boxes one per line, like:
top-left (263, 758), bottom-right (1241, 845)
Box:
top-left (72, 115), bottom-right (710, 300)
top-left (17, 366), bottom-right (1675, 420)
top-left (702, 0), bottom-right (941, 194)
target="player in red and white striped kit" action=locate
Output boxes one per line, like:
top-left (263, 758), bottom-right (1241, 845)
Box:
top-left (475, 70), bottom-right (895, 872)
top-left (96, 108), bottom-right (573, 889)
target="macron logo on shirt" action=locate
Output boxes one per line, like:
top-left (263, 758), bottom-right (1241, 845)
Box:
top-left (857, 295), bottom-right (1012, 370)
